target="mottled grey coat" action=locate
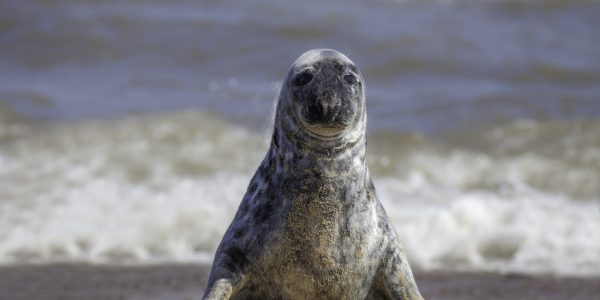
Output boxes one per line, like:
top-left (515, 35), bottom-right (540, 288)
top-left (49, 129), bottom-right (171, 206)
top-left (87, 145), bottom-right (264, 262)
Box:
top-left (203, 49), bottom-right (424, 300)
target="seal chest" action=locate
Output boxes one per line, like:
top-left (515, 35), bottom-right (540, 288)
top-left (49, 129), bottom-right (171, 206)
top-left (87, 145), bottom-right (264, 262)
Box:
top-left (203, 49), bottom-right (424, 300)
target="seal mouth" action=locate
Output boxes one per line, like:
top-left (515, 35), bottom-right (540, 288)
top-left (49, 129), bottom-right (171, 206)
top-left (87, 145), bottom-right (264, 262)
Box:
top-left (305, 124), bottom-right (346, 140)
top-left (294, 106), bottom-right (347, 140)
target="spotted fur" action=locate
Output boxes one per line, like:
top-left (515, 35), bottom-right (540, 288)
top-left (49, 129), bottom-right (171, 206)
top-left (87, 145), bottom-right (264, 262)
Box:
top-left (203, 49), bottom-right (424, 300)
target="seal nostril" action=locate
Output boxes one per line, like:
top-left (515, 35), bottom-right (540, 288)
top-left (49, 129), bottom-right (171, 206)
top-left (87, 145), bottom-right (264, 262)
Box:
top-left (318, 98), bottom-right (340, 117)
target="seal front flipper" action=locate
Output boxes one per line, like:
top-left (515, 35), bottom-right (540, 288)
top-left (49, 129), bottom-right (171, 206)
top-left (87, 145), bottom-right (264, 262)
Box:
top-left (203, 278), bottom-right (235, 300)
top-left (369, 244), bottom-right (424, 300)
top-left (203, 241), bottom-right (249, 299)
top-left (203, 261), bottom-right (247, 300)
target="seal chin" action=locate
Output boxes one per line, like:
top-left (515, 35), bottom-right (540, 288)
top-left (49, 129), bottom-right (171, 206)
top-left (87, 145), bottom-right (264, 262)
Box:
top-left (305, 124), bottom-right (346, 140)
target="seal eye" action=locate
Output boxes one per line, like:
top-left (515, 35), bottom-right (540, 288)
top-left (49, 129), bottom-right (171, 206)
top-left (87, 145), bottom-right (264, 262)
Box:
top-left (344, 73), bottom-right (359, 85)
top-left (292, 71), bottom-right (314, 87)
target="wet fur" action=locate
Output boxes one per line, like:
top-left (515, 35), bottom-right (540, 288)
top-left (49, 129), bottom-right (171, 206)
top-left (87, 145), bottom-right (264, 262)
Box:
top-left (203, 49), bottom-right (424, 300)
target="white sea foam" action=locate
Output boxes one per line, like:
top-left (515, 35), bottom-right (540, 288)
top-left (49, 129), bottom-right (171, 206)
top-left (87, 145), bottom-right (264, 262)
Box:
top-left (0, 111), bottom-right (598, 277)
top-left (377, 176), bottom-right (600, 276)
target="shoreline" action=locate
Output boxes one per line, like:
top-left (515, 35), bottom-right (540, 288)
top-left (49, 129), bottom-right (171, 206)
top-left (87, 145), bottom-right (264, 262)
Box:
top-left (1, 263), bottom-right (598, 300)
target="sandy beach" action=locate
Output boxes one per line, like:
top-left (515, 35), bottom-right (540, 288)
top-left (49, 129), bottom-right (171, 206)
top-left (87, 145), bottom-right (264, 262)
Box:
top-left (1, 263), bottom-right (598, 300)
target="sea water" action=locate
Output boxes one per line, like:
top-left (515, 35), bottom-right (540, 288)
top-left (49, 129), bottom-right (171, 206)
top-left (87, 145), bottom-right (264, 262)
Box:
top-left (0, 0), bottom-right (599, 276)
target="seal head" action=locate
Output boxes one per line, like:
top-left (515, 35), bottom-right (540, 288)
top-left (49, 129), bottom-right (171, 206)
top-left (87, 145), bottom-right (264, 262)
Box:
top-left (276, 49), bottom-right (366, 148)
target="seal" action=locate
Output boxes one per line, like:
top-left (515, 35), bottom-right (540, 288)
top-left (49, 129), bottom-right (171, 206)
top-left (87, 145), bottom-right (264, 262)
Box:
top-left (203, 49), bottom-right (424, 300)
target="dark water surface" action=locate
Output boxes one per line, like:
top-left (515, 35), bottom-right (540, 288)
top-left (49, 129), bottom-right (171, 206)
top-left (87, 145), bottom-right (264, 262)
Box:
top-left (1, 0), bottom-right (599, 130)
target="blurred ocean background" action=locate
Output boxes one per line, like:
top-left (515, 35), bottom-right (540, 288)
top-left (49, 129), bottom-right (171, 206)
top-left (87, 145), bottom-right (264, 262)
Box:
top-left (0, 0), bottom-right (599, 277)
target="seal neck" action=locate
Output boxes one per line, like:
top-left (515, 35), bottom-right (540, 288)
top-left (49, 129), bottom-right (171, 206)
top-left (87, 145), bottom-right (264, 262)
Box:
top-left (269, 123), bottom-right (367, 179)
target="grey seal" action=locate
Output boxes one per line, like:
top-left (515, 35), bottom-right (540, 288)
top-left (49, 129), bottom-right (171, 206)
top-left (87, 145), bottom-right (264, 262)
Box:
top-left (203, 49), bottom-right (424, 300)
